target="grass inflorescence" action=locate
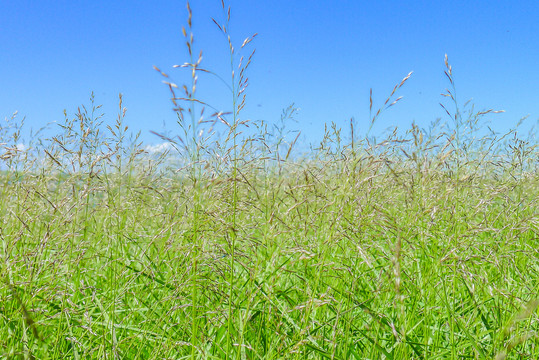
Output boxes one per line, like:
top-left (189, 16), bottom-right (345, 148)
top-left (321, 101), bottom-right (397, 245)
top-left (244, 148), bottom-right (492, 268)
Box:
top-left (1, 1), bottom-right (538, 359)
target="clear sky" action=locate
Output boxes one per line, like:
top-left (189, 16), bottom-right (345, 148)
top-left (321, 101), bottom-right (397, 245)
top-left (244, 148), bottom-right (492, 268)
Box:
top-left (1, 0), bottom-right (538, 149)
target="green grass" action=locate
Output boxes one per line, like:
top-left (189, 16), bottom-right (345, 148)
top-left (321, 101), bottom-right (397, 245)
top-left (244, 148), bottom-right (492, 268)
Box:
top-left (1, 2), bottom-right (538, 359)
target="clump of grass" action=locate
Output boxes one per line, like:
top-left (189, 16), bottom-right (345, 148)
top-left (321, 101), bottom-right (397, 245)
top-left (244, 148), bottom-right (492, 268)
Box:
top-left (1, 1), bottom-right (538, 359)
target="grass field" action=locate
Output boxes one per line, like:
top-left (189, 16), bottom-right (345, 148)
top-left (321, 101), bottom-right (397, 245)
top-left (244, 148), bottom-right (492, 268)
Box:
top-left (1, 2), bottom-right (538, 359)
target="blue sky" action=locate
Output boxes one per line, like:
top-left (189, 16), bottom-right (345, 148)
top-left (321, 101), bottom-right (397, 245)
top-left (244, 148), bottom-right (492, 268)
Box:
top-left (1, 0), bottom-right (538, 149)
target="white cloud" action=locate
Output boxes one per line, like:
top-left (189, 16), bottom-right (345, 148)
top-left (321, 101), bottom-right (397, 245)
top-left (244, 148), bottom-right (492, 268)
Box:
top-left (145, 142), bottom-right (173, 154)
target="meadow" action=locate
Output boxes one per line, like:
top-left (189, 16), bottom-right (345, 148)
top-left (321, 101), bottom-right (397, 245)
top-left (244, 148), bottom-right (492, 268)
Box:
top-left (1, 2), bottom-right (538, 359)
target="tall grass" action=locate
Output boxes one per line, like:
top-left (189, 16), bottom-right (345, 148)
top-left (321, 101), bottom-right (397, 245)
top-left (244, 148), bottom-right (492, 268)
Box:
top-left (1, 1), bottom-right (538, 359)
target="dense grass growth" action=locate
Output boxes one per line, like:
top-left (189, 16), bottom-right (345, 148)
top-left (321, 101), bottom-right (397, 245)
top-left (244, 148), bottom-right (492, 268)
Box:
top-left (1, 2), bottom-right (538, 359)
